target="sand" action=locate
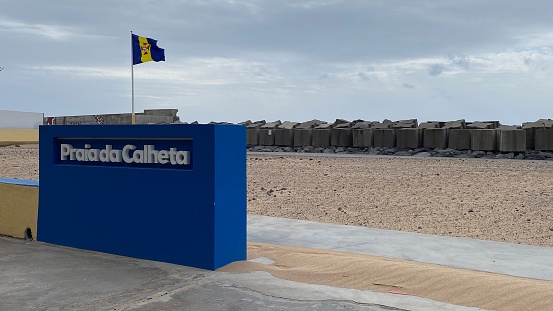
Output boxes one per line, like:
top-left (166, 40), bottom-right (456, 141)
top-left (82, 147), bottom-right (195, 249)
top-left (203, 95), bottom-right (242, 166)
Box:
top-left (2, 145), bottom-right (553, 310)
top-left (247, 154), bottom-right (553, 247)
top-left (220, 242), bottom-right (553, 311)
top-left (0, 145), bottom-right (39, 181)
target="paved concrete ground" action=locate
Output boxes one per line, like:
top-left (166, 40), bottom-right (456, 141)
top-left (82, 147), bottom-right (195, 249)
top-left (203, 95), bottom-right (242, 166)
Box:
top-left (6, 214), bottom-right (549, 310)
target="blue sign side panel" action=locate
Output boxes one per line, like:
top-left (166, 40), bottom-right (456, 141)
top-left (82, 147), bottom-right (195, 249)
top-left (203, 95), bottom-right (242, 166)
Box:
top-left (213, 125), bottom-right (247, 269)
top-left (38, 125), bottom-right (217, 270)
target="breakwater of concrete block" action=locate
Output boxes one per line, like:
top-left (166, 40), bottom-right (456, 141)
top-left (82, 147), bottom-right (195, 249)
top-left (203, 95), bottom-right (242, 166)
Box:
top-left (243, 118), bottom-right (553, 160)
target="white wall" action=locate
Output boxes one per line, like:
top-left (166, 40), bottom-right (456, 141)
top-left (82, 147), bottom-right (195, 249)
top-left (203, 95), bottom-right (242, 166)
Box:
top-left (0, 110), bottom-right (44, 129)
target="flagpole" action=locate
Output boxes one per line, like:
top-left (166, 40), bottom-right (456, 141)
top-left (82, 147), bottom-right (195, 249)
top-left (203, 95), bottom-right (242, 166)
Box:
top-left (131, 30), bottom-right (135, 125)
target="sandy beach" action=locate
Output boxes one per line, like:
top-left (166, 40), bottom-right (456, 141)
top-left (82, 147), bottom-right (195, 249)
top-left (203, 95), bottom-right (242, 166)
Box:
top-left (2, 144), bottom-right (553, 310)
top-left (247, 153), bottom-right (553, 247)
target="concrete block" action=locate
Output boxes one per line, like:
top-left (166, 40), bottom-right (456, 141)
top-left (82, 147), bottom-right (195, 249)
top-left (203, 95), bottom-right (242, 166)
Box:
top-left (331, 128), bottom-right (352, 147)
top-left (279, 121), bottom-right (300, 130)
top-left (465, 121), bottom-right (500, 129)
top-left (135, 115), bottom-right (175, 124)
top-left (331, 123), bottom-right (353, 147)
top-left (499, 130), bottom-right (526, 152)
top-left (333, 119), bottom-right (350, 126)
top-left (522, 121), bottom-right (552, 129)
top-left (535, 128), bottom-right (553, 151)
top-left (396, 128), bottom-right (422, 149)
top-left (497, 125), bottom-right (519, 130)
top-left (259, 130), bottom-right (278, 146)
top-left (312, 124), bottom-right (333, 148)
top-left (143, 108), bottom-right (178, 116)
top-left (261, 121), bottom-right (282, 129)
top-left (471, 129), bottom-right (497, 151)
top-left (418, 122), bottom-right (441, 129)
top-left (293, 129), bottom-right (313, 147)
top-left (258, 121), bottom-right (281, 146)
top-left (296, 119), bottom-right (325, 129)
top-left (467, 122), bottom-right (494, 129)
top-left (522, 121), bottom-right (539, 129)
top-left (373, 129), bottom-right (396, 148)
top-left (143, 109), bottom-right (179, 122)
top-left (424, 121), bottom-right (447, 127)
top-left (238, 120), bottom-right (253, 126)
top-left (352, 128), bottom-right (373, 148)
top-left (246, 123), bottom-right (264, 146)
top-left (448, 129), bottom-right (471, 150)
top-left (393, 119), bottom-right (418, 129)
top-left (480, 121), bottom-right (500, 129)
top-left (292, 120), bottom-right (325, 147)
top-left (352, 121), bottom-right (371, 129)
top-left (524, 128), bottom-right (536, 150)
top-left (274, 122), bottom-right (299, 146)
top-left (423, 128), bottom-right (448, 149)
top-left (443, 120), bottom-right (466, 129)
top-left (314, 123), bottom-right (333, 130)
top-left (274, 129), bottom-right (293, 146)
top-left (522, 121), bottom-right (551, 150)
top-left (522, 119), bottom-right (553, 150)
top-left (371, 122), bottom-right (391, 129)
top-left (536, 119), bottom-right (553, 127)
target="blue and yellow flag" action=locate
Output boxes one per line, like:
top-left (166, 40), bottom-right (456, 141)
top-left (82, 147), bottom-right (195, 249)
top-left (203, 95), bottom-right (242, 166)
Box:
top-left (132, 34), bottom-right (165, 65)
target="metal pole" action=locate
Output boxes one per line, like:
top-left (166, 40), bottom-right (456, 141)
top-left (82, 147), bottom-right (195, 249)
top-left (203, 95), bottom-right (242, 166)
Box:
top-left (131, 30), bottom-right (135, 124)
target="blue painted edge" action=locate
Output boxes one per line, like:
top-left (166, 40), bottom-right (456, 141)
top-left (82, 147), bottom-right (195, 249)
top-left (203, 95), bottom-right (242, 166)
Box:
top-left (0, 178), bottom-right (39, 187)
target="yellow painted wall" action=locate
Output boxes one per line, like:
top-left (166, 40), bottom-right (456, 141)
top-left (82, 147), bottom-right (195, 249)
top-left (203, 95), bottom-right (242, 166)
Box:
top-left (0, 183), bottom-right (38, 239)
top-left (0, 129), bottom-right (39, 146)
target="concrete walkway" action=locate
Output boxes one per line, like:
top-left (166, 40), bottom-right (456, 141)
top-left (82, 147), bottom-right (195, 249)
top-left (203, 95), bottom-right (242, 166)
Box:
top-left (5, 214), bottom-right (546, 310)
top-left (248, 215), bottom-right (553, 281)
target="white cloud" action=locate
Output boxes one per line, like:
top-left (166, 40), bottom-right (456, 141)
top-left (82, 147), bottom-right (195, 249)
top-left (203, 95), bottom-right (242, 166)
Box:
top-left (0, 17), bottom-right (75, 40)
top-left (285, 0), bottom-right (349, 9)
top-left (514, 31), bottom-right (553, 49)
top-left (29, 57), bottom-right (288, 87)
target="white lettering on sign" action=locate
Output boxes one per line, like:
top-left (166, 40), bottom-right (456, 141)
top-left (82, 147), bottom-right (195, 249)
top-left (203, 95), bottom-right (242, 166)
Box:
top-left (60, 144), bottom-right (190, 165)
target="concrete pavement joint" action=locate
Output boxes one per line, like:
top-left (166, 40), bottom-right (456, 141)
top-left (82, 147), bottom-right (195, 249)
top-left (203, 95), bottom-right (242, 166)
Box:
top-left (330, 241), bottom-right (372, 251)
top-left (214, 282), bottom-right (411, 311)
top-left (109, 275), bottom-right (205, 311)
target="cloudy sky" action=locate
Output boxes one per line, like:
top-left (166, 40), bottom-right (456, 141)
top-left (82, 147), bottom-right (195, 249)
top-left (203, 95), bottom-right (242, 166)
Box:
top-left (1, 1), bottom-right (553, 125)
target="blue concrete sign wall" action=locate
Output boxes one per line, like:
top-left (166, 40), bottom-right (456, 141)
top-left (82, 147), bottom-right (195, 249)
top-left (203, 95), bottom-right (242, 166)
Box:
top-left (38, 124), bottom-right (246, 270)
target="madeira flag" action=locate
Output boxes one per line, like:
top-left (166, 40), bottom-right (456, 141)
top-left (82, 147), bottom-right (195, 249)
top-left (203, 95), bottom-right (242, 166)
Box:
top-left (132, 34), bottom-right (165, 65)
